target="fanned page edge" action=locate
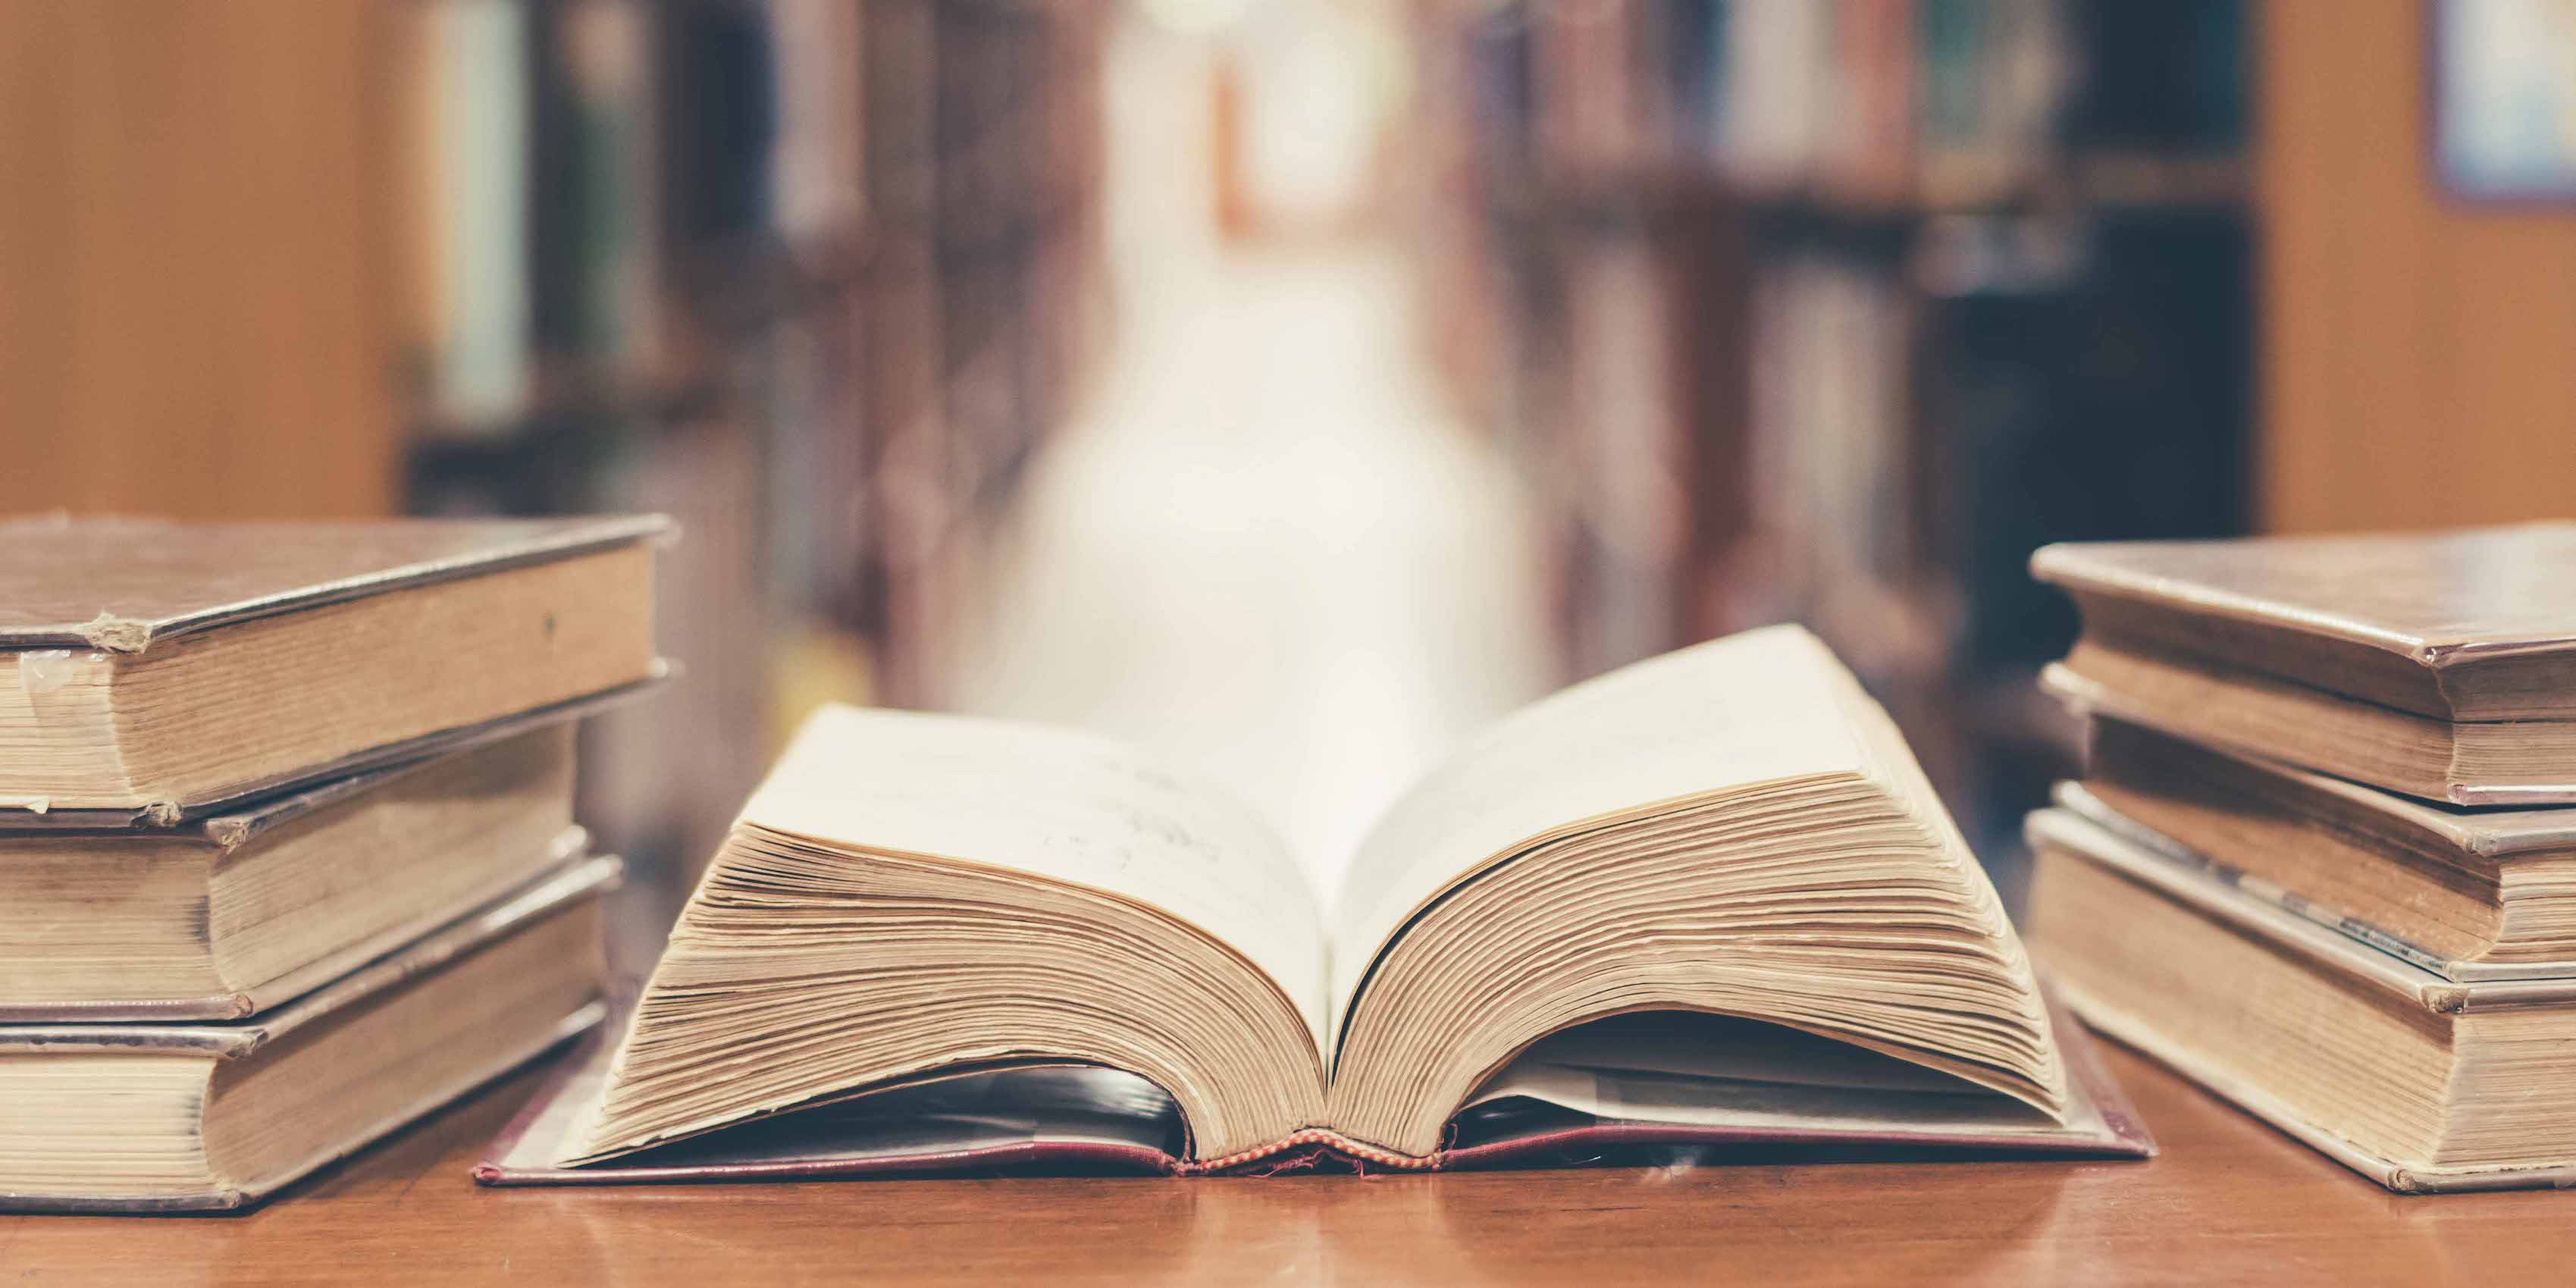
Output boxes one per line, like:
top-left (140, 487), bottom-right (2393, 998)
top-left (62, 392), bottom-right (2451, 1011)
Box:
top-left (1327, 625), bottom-right (1908, 1032)
top-left (1320, 623), bottom-right (2070, 1127)
top-left (553, 705), bottom-right (1334, 1168)
top-left (732, 706), bottom-right (1333, 1058)
top-left (476, 990), bottom-right (2146, 1186)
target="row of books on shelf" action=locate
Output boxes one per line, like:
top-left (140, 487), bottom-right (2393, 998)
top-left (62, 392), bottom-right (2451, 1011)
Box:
top-left (400, 1), bottom-right (1111, 879)
top-left (1410, 4), bottom-right (2255, 849)
top-left (402, 0), bottom-right (1103, 443)
top-left (1456, 0), bottom-right (2244, 202)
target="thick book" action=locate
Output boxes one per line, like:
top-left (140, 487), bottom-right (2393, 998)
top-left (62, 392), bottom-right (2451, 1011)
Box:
top-left (0, 513), bottom-right (668, 820)
top-left (2027, 807), bottom-right (2576, 1193)
top-left (0, 724), bottom-right (595, 1020)
top-left (0, 854), bottom-right (618, 1213)
top-left (2032, 524), bottom-right (2576, 804)
top-left (479, 626), bottom-right (2150, 1185)
top-left (2061, 718), bottom-right (2576, 979)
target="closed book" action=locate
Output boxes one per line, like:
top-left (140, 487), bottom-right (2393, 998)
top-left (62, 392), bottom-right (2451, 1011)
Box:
top-left (0, 854), bottom-right (618, 1213)
top-left (0, 724), bottom-right (599, 1020)
top-left (2032, 523), bottom-right (2576, 804)
top-left (2062, 717), bottom-right (2576, 979)
top-left (0, 513), bottom-right (668, 820)
top-left (2028, 807), bottom-right (2576, 1193)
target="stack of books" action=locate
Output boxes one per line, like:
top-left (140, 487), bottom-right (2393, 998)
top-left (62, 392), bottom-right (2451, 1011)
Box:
top-left (0, 515), bottom-right (667, 1212)
top-left (2022, 522), bottom-right (2576, 1192)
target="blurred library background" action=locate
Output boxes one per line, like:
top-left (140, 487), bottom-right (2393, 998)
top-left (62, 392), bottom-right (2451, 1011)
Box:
top-left (7, 0), bottom-right (2576, 929)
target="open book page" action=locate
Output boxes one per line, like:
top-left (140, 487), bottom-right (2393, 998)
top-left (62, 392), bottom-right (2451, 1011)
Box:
top-left (1327, 625), bottom-right (1888, 1036)
top-left (739, 706), bottom-right (1329, 1056)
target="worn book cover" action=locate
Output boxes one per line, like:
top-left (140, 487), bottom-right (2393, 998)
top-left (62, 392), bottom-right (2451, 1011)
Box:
top-left (2061, 715), bottom-right (2576, 978)
top-left (0, 856), bottom-right (619, 1213)
top-left (2035, 525), bottom-right (2576, 804)
top-left (2030, 807), bottom-right (2576, 1193)
top-left (0, 513), bottom-right (668, 651)
top-left (0, 514), bottom-right (669, 819)
top-left (2031, 522), bottom-right (2576, 722)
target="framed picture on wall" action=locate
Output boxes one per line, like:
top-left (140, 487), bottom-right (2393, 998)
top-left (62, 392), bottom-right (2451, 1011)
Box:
top-left (2433, 0), bottom-right (2576, 200)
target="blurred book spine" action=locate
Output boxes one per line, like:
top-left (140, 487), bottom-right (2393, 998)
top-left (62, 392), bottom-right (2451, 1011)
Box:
top-left (1406, 0), bottom-right (2252, 850)
top-left (391, 0), bottom-right (1111, 895)
top-left (545, 0), bottom-right (662, 377)
top-left (417, 0), bottom-right (535, 431)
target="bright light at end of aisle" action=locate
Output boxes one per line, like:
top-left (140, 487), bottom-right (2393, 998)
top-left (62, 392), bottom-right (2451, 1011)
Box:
top-left (1136, 0), bottom-right (1255, 36)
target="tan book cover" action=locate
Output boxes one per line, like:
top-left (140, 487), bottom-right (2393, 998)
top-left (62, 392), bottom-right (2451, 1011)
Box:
top-left (0, 717), bottom-right (592, 1020)
top-left (2034, 525), bottom-right (2576, 804)
top-left (2029, 808), bottom-right (2576, 1193)
top-left (2063, 717), bottom-right (2576, 977)
top-left (2031, 522), bottom-right (2576, 722)
top-left (0, 514), bottom-right (669, 819)
top-left (0, 854), bottom-right (619, 1213)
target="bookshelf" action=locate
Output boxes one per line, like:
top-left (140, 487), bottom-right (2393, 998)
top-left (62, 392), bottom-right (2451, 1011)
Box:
top-left (1407, 0), bottom-right (2252, 854)
top-left (385, 0), bottom-right (1114, 889)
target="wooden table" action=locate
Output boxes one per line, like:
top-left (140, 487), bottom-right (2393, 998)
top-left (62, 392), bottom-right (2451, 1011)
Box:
top-left (4, 1042), bottom-right (2566, 1286)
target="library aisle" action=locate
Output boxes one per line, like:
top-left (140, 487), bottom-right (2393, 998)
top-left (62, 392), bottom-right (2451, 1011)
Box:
top-left (945, 22), bottom-right (1551, 904)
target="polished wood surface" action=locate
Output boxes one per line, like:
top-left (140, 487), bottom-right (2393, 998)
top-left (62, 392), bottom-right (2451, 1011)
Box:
top-left (4, 1041), bottom-right (2568, 1286)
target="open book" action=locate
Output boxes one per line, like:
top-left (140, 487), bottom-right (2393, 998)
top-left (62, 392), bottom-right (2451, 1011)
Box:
top-left (481, 626), bottom-right (2147, 1180)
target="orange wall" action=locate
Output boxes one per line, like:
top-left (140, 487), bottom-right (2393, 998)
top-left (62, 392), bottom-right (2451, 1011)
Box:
top-left (0, 1), bottom-right (402, 519)
top-left (2259, 0), bottom-right (2576, 533)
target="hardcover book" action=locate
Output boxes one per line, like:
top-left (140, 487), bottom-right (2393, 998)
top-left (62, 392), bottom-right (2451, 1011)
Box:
top-left (480, 626), bottom-right (2149, 1184)
top-left (0, 513), bottom-right (669, 820)
top-left (2028, 807), bottom-right (2576, 1193)
top-left (0, 723), bottom-right (600, 1019)
top-left (2032, 523), bottom-right (2576, 804)
top-left (0, 854), bottom-right (619, 1212)
top-left (2060, 717), bottom-right (2576, 979)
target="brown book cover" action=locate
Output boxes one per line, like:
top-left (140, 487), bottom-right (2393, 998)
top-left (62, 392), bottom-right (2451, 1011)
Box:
top-left (0, 671), bottom-right (659, 832)
top-left (0, 854), bottom-right (619, 1214)
top-left (0, 513), bottom-right (669, 650)
top-left (0, 514), bottom-right (669, 818)
top-left (2039, 649), bottom-right (2576, 806)
top-left (2062, 717), bottom-right (2576, 978)
top-left (0, 820), bottom-right (591, 1023)
top-left (2030, 808), bottom-right (2576, 1193)
top-left (2030, 522), bottom-right (2576, 722)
